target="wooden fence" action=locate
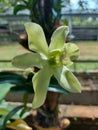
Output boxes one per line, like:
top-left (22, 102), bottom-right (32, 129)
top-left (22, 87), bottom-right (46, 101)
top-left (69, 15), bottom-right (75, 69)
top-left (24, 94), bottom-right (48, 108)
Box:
top-left (72, 26), bottom-right (98, 40)
top-left (73, 60), bottom-right (98, 71)
top-left (0, 59), bottom-right (98, 72)
top-left (0, 15), bottom-right (98, 41)
top-left (0, 15), bottom-right (29, 41)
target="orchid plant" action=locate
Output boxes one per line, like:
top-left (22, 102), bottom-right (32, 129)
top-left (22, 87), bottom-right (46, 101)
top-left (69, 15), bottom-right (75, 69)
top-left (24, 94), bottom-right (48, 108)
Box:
top-left (12, 22), bottom-right (82, 109)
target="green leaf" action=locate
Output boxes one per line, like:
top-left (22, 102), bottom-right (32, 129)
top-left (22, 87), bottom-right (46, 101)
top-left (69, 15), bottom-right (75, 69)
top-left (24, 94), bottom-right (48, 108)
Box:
top-left (0, 100), bottom-right (15, 116)
top-left (25, 22), bottom-right (48, 56)
top-left (19, 107), bottom-right (31, 119)
top-left (49, 26), bottom-right (68, 51)
top-left (54, 66), bottom-right (82, 93)
top-left (0, 72), bottom-right (26, 84)
top-left (64, 43), bottom-right (80, 60)
top-left (3, 105), bottom-right (24, 128)
top-left (14, 4), bottom-right (28, 15)
top-left (0, 100), bottom-right (15, 108)
top-left (12, 53), bottom-right (43, 69)
top-left (0, 72), bottom-right (34, 94)
top-left (0, 108), bottom-right (9, 116)
top-left (32, 67), bottom-right (52, 109)
top-left (49, 76), bottom-right (69, 94)
top-left (0, 83), bottom-right (12, 102)
top-left (0, 116), bottom-right (7, 129)
top-left (23, 0), bottom-right (28, 5)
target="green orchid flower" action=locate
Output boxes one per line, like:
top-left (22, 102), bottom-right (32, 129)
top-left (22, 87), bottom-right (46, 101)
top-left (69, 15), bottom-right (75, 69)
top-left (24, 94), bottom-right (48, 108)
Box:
top-left (12, 22), bottom-right (82, 109)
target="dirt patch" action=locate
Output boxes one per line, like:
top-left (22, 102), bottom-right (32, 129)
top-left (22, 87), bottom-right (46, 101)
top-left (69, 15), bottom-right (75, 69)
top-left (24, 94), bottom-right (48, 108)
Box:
top-left (76, 42), bottom-right (98, 60)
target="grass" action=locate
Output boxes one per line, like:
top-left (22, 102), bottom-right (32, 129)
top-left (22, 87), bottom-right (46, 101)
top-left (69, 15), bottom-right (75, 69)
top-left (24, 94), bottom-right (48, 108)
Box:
top-left (70, 41), bottom-right (98, 71)
top-left (72, 62), bottom-right (98, 71)
top-left (0, 41), bottom-right (98, 71)
top-left (0, 42), bottom-right (28, 69)
top-left (76, 41), bottom-right (98, 60)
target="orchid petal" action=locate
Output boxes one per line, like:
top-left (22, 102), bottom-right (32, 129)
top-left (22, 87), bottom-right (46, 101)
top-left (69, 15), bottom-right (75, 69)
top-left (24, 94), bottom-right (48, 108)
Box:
top-left (12, 53), bottom-right (43, 69)
top-left (25, 22), bottom-right (48, 56)
top-left (64, 43), bottom-right (80, 60)
top-left (54, 66), bottom-right (82, 93)
top-left (49, 26), bottom-right (68, 51)
top-left (32, 67), bottom-right (52, 109)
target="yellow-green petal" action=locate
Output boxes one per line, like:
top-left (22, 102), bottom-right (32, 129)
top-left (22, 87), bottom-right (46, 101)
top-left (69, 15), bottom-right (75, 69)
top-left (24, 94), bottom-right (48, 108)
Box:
top-left (12, 53), bottom-right (43, 69)
top-left (49, 26), bottom-right (68, 51)
top-left (54, 66), bottom-right (82, 93)
top-left (7, 119), bottom-right (32, 130)
top-left (25, 22), bottom-right (48, 56)
top-left (32, 67), bottom-right (52, 109)
top-left (64, 43), bottom-right (80, 60)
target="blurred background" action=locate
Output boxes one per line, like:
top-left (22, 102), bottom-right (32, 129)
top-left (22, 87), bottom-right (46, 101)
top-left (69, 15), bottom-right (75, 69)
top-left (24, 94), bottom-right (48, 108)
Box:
top-left (0, 1), bottom-right (98, 130)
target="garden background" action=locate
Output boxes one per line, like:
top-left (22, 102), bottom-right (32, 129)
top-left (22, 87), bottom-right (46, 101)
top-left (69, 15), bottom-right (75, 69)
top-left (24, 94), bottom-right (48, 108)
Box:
top-left (0, 0), bottom-right (98, 130)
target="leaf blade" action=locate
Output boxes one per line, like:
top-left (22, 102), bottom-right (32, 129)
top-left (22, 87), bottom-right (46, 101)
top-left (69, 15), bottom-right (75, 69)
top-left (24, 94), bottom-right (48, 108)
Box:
top-left (14, 5), bottom-right (28, 15)
top-left (0, 83), bottom-right (12, 102)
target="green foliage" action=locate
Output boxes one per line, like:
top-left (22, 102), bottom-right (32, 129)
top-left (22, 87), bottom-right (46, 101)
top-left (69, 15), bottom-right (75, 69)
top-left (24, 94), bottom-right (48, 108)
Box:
top-left (0, 0), bottom-right (16, 12)
top-left (0, 100), bottom-right (31, 129)
top-left (13, 0), bottom-right (66, 39)
top-left (0, 101), bottom-right (15, 129)
top-left (0, 83), bottom-right (12, 102)
top-left (2, 105), bottom-right (24, 129)
top-left (0, 70), bottom-right (69, 129)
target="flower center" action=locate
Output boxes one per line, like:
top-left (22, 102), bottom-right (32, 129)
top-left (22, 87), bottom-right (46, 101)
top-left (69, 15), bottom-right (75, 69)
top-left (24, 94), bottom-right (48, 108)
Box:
top-left (48, 50), bottom-right (66, 67)
top-left (48, 49), bottom-right (72, 67)
top-left (49, 55), bottom-right (61, 66)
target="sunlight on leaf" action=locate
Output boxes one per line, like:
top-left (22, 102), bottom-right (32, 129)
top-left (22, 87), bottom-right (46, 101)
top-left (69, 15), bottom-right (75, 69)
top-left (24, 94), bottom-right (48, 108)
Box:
top-left (0, 83), bottom-right (12, 102)
top-left (0, 108), bottom-right (9, 116)
top-left (7, 119), bottom-right (32, 130)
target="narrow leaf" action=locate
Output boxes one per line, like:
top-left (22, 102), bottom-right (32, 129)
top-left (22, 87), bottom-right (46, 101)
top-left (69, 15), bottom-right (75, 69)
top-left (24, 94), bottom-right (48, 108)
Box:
top-left (0, 83), bottom-right (12, 102)
top-left (0, 116), bottom-right (7, 129)
top-left (0, 108), bottom-right (9, 116)
top-left (49, 76), bottom-right (69, 94)
top-left (14, 5), bottom-right (28, 15)
top-left (3, 105), bottom-right (24, 128)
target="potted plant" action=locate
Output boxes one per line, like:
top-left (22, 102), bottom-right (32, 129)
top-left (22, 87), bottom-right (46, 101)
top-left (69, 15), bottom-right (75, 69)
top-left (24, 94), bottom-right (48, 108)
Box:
top-left (0, 0), bottom-right (82, 129)
top-left (0, 22), bottom-right (81, 130)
